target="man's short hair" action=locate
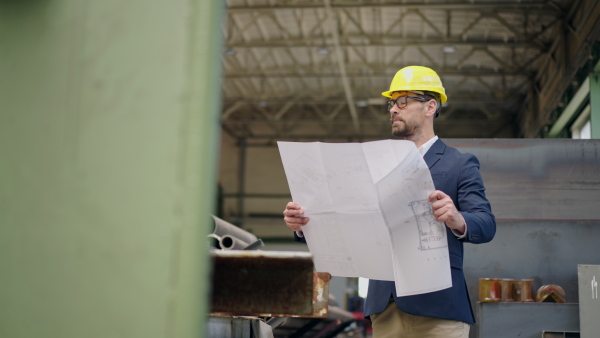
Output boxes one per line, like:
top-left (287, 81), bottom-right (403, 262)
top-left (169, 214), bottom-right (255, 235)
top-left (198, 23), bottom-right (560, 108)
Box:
top-left (422, 91), bottom-right (442, 118)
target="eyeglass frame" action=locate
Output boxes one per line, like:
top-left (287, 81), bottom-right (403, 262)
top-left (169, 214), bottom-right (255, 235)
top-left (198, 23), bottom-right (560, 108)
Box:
top-left (387, 93), bottom-right (433, 111)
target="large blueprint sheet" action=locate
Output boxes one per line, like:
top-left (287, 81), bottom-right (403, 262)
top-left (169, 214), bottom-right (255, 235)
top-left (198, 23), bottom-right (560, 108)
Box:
top-left (278, 140), bottom-right (451, 296)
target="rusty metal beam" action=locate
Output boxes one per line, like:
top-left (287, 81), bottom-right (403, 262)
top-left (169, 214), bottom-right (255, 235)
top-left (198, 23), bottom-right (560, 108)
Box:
top-left (210, 250), bottom-right (331, 318)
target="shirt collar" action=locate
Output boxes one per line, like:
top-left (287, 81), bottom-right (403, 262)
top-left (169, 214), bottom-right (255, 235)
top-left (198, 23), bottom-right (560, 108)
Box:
top-left (418, 135), bottom-right (438, 157)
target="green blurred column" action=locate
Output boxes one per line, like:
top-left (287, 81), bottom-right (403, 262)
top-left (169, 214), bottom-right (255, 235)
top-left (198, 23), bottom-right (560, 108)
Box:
top-left (590, 70), bottom-right (600, 139)
top-left (0, 0), bottom-right (223, 337)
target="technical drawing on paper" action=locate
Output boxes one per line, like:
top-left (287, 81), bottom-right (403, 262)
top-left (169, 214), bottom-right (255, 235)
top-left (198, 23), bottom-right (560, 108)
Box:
top-left (289, 153), bottom-right (334, 187)
top-left (308, 214), bottom-right (358, 275)
top-left (410, 200), bottom-right (447, 250)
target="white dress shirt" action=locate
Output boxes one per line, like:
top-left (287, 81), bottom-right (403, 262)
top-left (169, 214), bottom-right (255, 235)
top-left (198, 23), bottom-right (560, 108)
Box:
top-left (420, 136), bottom-right (467, 239)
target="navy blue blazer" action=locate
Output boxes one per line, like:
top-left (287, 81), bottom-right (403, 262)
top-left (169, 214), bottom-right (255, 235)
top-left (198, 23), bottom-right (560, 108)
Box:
top-left (295, 139), bottom-right (496, 324)
top-left (365, 139), bottom-right (495, 324)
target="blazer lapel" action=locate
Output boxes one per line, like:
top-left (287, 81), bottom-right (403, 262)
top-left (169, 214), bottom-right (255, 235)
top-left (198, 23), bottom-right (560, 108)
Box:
top-left (424, 139), bottom-right (446, 169)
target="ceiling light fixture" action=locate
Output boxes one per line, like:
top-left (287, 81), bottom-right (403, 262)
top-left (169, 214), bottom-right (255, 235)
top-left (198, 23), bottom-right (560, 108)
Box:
top-left (355, 100), bottom-right (368, 107)
top-left (442, 45), bottom-right (457, 54)
top-left (317, 47), bottom-right (330, 55)
top-left (224, 49), bottom-right (237, 56)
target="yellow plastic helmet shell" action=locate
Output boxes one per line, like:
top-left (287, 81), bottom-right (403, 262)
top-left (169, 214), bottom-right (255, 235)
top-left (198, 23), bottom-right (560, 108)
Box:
top-left (382, 65), bottom-right (447, 103)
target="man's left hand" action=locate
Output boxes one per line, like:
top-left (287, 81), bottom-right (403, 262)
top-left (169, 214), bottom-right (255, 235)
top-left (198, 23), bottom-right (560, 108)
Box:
top-left (429, 190), bottom-right (466, 234)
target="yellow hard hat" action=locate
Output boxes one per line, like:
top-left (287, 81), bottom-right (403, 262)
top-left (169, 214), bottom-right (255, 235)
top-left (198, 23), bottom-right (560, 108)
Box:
top-left (382, 66), bottom-right (447, 103)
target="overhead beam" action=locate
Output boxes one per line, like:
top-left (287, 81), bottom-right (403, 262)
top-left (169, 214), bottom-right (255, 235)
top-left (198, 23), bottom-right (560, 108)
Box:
top-left (528, 1), bottom-right (600, 137)
top-left (225, 70), bottom-right (532, 78)
top-left (222, 101), bottom-right (244, 120)
top-left (226, 38), bottom-right (545, 49)
top-left (222, 96), bottom-right (523, 105)
top-left (227, 2), bottom-right (560, 14)
top-left (324, 0), bottom-right (360, 132)
top-left (221, 121), bottom-right (511, 141)
top-left (223, 113), bottom-right (514, 126)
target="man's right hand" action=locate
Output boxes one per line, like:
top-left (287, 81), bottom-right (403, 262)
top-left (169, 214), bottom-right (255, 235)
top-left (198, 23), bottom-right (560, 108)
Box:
top-left (283, 202), bottom-right (309, 232)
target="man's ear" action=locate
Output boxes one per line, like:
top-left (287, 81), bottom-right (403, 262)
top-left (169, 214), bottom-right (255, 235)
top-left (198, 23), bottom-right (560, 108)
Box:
top-left (425, 99), bottom-right (437, 117)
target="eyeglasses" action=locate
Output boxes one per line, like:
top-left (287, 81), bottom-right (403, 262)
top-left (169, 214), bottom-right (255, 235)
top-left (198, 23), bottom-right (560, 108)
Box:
top-left (387, 95), bottom-right (431, 111)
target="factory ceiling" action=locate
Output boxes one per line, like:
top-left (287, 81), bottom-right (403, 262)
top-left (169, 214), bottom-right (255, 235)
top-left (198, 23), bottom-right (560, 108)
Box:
top-left (221, 0), bottom-right (600, 144)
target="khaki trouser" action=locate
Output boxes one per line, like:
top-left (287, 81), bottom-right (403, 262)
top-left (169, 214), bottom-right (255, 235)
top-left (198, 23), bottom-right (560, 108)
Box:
top-left (371, 301), bottom-right (470, 338)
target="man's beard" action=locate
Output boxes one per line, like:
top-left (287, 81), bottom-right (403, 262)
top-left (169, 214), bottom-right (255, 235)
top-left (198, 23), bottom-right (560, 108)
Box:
top-left (391, 119), bottom-right (414, 138)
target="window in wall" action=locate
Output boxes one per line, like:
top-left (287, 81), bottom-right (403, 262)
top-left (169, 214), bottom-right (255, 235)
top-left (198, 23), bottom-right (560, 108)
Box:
top-left (571, 105), bottom-right (591, 139)
top-left (358, 277), bottom-right (369, 298)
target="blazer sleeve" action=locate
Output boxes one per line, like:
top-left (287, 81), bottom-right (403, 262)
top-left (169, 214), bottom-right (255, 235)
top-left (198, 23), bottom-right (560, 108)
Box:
top-left (457, 153), bottom-right (496, 244)
top-left (294, 232), bottom-right (307, 243)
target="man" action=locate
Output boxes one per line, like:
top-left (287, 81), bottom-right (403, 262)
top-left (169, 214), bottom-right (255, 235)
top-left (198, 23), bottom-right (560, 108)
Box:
top-left (283, 66), bottom-right (496, 337)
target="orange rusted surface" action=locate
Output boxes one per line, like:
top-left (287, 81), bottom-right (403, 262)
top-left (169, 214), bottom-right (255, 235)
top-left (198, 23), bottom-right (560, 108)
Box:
top-left (309, 272), bottom-right (332, 318)
top-left (210, 251), bottom-right (331, 317)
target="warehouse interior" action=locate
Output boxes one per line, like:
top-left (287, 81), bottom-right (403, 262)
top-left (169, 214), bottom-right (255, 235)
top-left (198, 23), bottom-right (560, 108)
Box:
top-left (218, 1), bottom-right (600, 335)
top-left (1, 0), bottom-right (600, 338)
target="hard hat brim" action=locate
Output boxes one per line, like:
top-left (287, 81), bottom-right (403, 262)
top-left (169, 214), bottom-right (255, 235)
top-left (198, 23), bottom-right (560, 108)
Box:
top-left (382, 90), bottom-right (447, 104)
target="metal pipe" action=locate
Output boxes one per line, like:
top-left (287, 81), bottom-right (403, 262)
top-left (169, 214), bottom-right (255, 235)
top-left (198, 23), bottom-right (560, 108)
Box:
top-left (211, 215), bottom-right (258, 245)
top-left (207, 234), bottom-right (222, 249)
top-left (219, 235), bottom-right (250, 250)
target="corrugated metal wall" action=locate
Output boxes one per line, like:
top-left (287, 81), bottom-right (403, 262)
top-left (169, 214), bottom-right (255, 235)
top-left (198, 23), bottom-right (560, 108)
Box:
top-left (449, 139), bottom-right (600, 337)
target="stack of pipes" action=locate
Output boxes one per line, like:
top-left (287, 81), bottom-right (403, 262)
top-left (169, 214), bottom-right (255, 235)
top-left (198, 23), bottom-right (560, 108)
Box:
top-left (209, 215), bottom-right (263, 250)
